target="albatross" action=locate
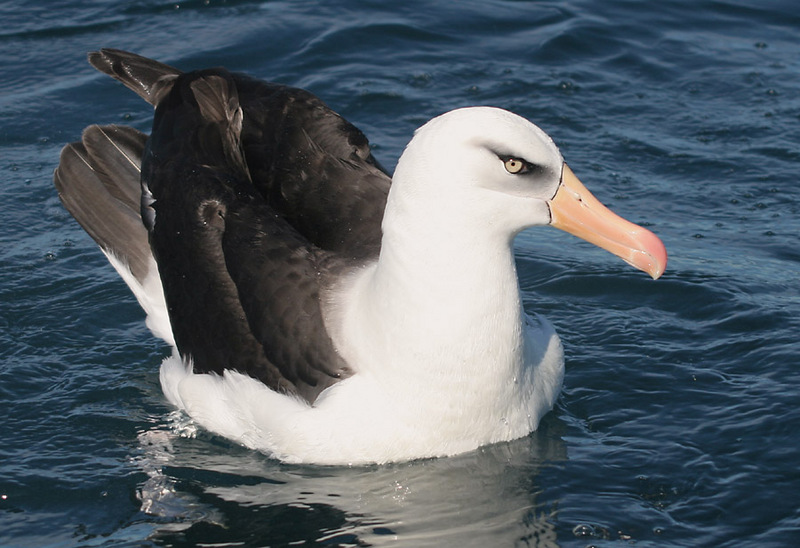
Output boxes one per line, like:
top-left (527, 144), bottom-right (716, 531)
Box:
top-left (54, 49), bottom-right (667, 465)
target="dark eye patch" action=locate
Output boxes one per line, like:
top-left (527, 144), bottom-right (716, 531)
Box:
top-left (497, 154), bottom-right (548, 176)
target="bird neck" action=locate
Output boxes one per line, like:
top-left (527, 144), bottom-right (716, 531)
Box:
top-left (330, 200), bottom-right (527, 389)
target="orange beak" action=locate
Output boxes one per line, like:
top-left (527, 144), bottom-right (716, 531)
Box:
top-left (548, 164), bottom-right (667, 279)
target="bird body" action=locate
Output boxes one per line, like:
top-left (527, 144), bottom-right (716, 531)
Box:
top-left (54, 50), bottom-right (665, 464)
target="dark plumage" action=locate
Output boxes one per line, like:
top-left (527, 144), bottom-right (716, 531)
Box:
top-left (56, 49), bottom-right (392, 403)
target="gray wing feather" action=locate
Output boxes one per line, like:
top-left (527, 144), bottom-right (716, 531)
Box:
top-left (54, 125), bottom-right (151, 282)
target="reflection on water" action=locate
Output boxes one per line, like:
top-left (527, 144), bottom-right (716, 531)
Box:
top-left (133, 412), bottom-right (567, 547)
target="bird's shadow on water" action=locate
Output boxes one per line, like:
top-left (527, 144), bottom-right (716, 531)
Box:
top-left (127, 411), bottom-right (568, 547)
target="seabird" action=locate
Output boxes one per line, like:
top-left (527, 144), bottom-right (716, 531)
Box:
top-left (54, 49), bottom-right (667, 465)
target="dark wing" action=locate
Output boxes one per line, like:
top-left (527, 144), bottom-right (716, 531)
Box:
top-left (143, 69), bottom-right (351, 402)
top-left (89, 49), bottom-right (391, 260)
top-left (232, 75), bottom-right (390, 259)
top-left (89, 48), bottom-right (180, 106)
top-left (54, 124), bottom-right (151, 282)
top-left (61, 49), bottom-right (389, 401)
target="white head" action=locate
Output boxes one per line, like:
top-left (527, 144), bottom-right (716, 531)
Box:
top-left (387, 106), bottom-right (667, 278)
top-left (387, 106), bottom-right (564, 241)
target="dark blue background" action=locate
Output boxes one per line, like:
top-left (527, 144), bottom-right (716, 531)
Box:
top-left (2, 1), bottom-right (798, 546)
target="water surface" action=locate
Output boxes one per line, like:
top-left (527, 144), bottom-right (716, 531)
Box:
top-left (2, 0), bottom-right (799, 546)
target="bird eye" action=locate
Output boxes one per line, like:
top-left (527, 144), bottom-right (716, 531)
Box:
top-left (504, 157), bottom-right (527, 174)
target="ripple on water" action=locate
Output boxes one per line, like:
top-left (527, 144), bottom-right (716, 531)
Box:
top-left (3, 0), bottom-right (800, 546)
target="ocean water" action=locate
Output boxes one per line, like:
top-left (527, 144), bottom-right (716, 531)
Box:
top-left (2, 0), bottom-right (799, 546)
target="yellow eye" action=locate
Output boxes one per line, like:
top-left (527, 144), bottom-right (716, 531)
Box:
top-left (504, 157), bottom-right (525, 174)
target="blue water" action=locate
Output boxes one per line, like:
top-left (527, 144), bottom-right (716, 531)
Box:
top-left (2, 0), bottom-right (799, 545)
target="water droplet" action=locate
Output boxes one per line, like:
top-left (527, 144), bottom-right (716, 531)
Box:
top-left (558, 80), bottom-right (577, 94)
top-left (573, 524), bottom-right (594, 537)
